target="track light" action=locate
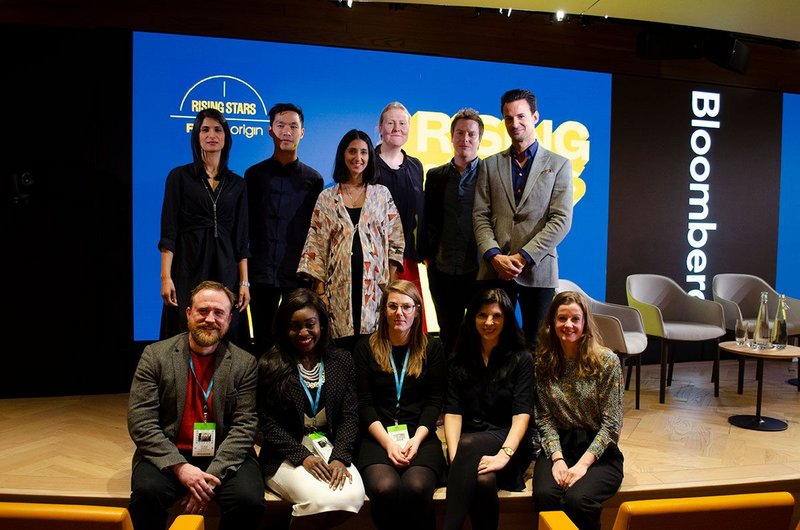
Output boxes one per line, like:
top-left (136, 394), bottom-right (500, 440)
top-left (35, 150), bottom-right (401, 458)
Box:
top-left (556, 10), bottom-right (565, 21)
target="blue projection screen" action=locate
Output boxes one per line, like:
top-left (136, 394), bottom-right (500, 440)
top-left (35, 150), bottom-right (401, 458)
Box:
top-left (133, 31), bottom-right (612, 341)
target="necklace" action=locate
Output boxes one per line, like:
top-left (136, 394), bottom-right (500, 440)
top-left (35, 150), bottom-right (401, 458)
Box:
top-left (341, 183), bottom-right (366, 207)
top-left (298, 361), bottom-right (325, 389)
top-left (202, 175), bottom-right (226, 238)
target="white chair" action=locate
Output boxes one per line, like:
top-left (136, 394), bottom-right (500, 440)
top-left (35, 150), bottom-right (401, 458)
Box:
top-left (626, 274), bottom-right (725, 404)
top-left (557, 279), bottom-right (648, 409)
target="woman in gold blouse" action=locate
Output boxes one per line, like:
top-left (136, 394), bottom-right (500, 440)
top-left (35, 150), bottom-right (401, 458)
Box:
top-left (533, 290), bottom-right (624, 530)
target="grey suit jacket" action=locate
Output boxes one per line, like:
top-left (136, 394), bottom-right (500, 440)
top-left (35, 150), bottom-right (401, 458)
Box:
top-left (128, 333), bottom-right (258, 480)
top-left (473, 143), bottom-right (573, 287)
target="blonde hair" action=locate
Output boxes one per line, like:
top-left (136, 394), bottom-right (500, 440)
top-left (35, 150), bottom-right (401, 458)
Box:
top-left (369, 280), bottom-right (428, 377)
top-left (378, 101), bottom-right (411, 126)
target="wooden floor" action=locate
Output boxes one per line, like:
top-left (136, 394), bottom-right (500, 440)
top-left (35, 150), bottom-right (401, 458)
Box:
top-left (1, 358), bottom-right (799, 529)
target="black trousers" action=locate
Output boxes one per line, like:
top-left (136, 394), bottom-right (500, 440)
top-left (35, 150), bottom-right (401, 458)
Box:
top-left (427, 267), bottom-right (477, 356)
top-left (532, 439), bottom-right (624, 530)
top-left (249, 284), bottom-right (297, 357)
top-left (478, 280), bottom-right (554, 347)
top-left (129, 454), bottom-right (265, 530)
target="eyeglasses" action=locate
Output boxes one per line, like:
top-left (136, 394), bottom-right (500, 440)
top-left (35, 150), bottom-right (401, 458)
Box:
top-left (387, 303), bottom-right (417, 314)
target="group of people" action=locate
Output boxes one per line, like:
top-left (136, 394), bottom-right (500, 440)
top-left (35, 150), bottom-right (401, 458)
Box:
top-left (129, 87), bottom-right (624, 530)
top-left (128, 280), bottom-right (623, 530)
top-left (156, 88), bottom-right (573, 358)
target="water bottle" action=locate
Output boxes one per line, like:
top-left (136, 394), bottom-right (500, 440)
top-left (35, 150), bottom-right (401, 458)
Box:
top-left (771, 293), bottom-right (788, 349)
top-left (753, 291), bottom-right (771, 349)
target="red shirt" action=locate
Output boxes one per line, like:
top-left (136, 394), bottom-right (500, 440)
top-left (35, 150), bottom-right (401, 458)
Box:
top-left (176, 351), bottom-right (216, 450)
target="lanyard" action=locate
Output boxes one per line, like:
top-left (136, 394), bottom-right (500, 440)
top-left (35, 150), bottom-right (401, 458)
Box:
top-left (298, 359), bottom-right (325, 422)
top-left (389, 349), bottom-right (410, 424)
top-left (188, 355), bottom-right (215, 422)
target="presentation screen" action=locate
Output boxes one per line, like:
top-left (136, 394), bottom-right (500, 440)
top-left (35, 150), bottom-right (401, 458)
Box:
top-left (132, 31), bottom-right (612, 341)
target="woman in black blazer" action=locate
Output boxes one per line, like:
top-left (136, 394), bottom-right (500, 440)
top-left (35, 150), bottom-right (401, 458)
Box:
top-left (257, 288), bottom-right (365, 529)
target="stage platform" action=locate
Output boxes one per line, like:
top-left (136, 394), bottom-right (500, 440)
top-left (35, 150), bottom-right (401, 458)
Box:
top-left (2, 358), bottom-right (799, 529)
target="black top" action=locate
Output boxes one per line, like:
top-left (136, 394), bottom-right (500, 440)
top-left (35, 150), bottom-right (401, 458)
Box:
top-left (257, 347), bottom-right (359, 477)
top-left (375, 146), bottom-right (424, 262)
top-left (244, 156), bottom-right (323, 287)
top-left (158, 163), bottom-right (249, 338)
top-left (353, 335), bottom-right (446, 432)
top-left (445, 348), bottom-right (534, 433)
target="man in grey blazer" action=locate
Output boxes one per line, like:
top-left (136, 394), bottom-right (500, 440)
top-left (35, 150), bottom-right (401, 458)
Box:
top-left (128, 280), bottom-right (264, 530)
top-left (473, 89), bottom-right (573, 345)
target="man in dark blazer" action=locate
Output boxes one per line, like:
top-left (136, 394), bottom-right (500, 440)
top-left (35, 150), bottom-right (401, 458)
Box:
top-left (421, 108), bottom-right (484, 355)
top-left (473, 88), bottom-right (573, 345)
top-left (128, 280), bottom-right (264, 530)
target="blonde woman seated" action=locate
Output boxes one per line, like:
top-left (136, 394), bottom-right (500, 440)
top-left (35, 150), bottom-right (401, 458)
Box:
top-left (533, 290), bottom-right (624, 530)
top-left (256, 289), bottom-right (365, 529)
top-left (353, 280), bottom-right (446, 530)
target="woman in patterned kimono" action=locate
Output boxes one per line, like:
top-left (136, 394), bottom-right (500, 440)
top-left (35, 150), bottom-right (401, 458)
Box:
top-left (532, 290), bottom-right (624, 530)
top-left (298, 129), bottom-right (404, 353)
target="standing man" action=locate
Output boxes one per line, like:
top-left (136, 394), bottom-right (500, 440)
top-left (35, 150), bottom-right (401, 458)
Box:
top-left (473, 89), bottom-right (573, 345)
top-left (421, 108), bottom-right (484, 355)
top-left (128, 280), bottom-right (264, 530)
top-left (245, 103), bottom-right (323, 355)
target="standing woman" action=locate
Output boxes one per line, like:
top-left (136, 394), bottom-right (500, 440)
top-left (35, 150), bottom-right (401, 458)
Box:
top-left (257, 288), bottom-right (365, 529)
top-left (532, 290), bottom-right (624, 530)
top-left (159, 108), bottom-right (250, 340)
top-left (375, 102), bottom-right (427, 329)
top-left (353, 279), bottom-right (446, 530)
top-left (298, 129), bottom-right (404, 352)
top-left (443, 288), bottom-right (534, 530)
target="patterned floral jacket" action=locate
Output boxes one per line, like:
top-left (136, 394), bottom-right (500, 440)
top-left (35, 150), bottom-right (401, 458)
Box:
top-left (298, 183), bottom-right (404, 339)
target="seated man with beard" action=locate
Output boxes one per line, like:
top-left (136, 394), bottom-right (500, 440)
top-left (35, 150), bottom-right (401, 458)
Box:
top-left (128, 280), bottom-right (265, 530)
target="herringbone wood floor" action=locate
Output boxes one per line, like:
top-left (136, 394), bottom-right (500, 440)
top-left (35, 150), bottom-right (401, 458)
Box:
top-left (1, 358), bottom-right (799, 528)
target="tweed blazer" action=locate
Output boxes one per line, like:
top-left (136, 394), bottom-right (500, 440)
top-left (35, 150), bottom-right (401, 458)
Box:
top-left (257, 347), bottom-right (359, 477)
top-left (127, 333), bottom-right (258, 480)
top-left (472, 143), bottom-right (573, 287)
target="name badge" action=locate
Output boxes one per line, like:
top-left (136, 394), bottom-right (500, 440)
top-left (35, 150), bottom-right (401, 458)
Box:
top-left (193, 422), bottom-right (216, 457)
top-left (309, 432), bottom-right (333, 462)
top-left (387, 424), bottom-right (410, 449)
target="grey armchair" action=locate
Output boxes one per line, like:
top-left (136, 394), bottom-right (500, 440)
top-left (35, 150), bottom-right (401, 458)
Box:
top-left (626, 274), bottom-right (725, 404)
top-left (557, 279), bottom-right (648, 409)
top-left (712, 273), bottom-right (800, 340)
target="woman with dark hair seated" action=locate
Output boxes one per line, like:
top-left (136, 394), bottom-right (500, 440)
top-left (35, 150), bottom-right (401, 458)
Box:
top-left (532, 290), bottom-right (624, 530)
top-left (443, 288), bottom-right (535, 530)
top-left (353, 279), bottom-right (446, 530)
top-left (256, 288), bottom-right (365, 529)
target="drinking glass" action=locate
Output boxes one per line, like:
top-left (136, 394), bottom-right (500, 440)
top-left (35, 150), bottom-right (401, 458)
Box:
top-left (734, 318), bottom-right (747, 345)
top-left (745, 321), bottom-right (755, 348)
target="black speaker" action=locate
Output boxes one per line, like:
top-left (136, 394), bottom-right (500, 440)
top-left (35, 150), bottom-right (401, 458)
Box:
top-left (704, 36), bottom-right (750, 74)
top-left (636, 28), bottom-right (704, 60)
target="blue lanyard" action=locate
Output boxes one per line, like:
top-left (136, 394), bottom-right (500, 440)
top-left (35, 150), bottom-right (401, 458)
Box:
top-left (188, 355), bottom-right (215, 422)
top-left (298, 359), bottom-right (325, 419)
top-left (389, 349), bottom-right (410, 421)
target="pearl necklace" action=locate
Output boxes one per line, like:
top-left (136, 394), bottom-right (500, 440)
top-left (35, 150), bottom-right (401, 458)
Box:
top-left (298, 362), bottom-right (325, 389)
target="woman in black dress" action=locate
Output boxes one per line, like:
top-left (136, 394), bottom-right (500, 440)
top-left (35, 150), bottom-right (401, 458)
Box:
top-left (443, 288), bottom-right (535, 530)
top-left (353, 279), bottom-right (446, 530)
top-left (158, 108), bottom-right (250, 340)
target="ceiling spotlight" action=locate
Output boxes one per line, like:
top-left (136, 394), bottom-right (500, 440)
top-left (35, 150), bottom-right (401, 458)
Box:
top-left (556, 10), bottom-right (565, 21)
top-left (347, 0), bottom-right (352, 7)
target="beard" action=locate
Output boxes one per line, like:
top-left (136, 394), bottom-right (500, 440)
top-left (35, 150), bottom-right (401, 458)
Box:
top-left (189, 321), bottom-right (226, 347)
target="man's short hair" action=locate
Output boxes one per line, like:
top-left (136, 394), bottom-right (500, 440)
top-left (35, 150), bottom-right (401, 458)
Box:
top-left (450, 108), bottom-right (484, 138)
top-left (189, 280), bottom-right (236, 309)
top-left (500, 89), bottom-right (537, 114)
top-left (269, 103), bottom-right (305, 127)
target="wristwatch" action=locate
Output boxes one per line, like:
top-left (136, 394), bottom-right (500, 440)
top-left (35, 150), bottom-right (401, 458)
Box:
top-left (501, 446), bottom-right (514, 457)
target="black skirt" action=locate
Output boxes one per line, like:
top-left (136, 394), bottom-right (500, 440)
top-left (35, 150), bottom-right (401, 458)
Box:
top-left (355, 424), bottom-right (447, 484)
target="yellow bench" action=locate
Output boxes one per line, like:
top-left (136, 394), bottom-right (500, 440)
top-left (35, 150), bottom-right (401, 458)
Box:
top-left (537, 491), bottom-right (796, 530)
top-left (0, 502), bottom-right (204, 530)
